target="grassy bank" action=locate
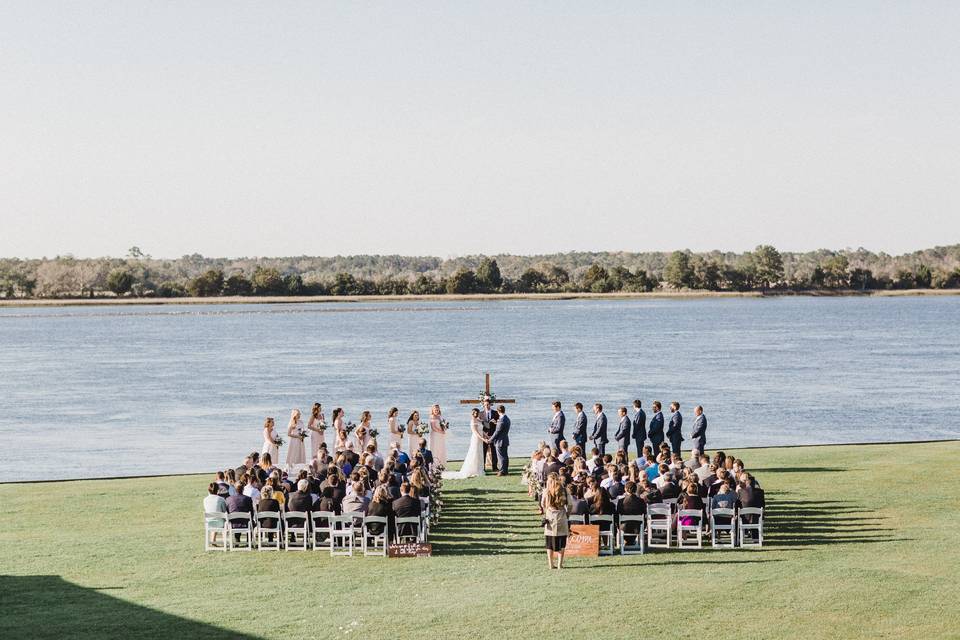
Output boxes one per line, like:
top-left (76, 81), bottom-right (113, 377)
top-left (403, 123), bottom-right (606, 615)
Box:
top-left (2, 442), bottom-right (958, 639)
top-left (2, 288), bottom-right (959, 307)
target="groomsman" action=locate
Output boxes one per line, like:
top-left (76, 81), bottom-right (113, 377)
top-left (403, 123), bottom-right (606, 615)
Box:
top-left (648, 401), bottom-right (665, 450)
top-left (590, 403), bottom-right (608, 456)
top-left (572, 402), bottom-right (588, 451)
top-left (690, 405), bottom-right (707, 453)
top-left (667, 401), bottom-right (684, 455)
top-left (548, 401), bottom-right (565, 451)
top-left (614, 407), bottom-right (631, 453)
top-left (632, 399), bottom-right (647, 459)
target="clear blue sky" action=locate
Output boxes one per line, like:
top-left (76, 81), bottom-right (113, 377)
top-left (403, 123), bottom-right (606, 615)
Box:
top-left (2, 2), bottom-right (958, 258)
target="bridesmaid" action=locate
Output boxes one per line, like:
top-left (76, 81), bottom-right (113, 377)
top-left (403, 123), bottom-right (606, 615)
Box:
top-left (261, 417), bottom-right (279, 462)
top-left (429, 403), bottom-right (448, 467)
top-left (355, 410), bottom-right (372, 450)
top-left (307, 402), bottom-right (326, 459)
top-left (286, 408), bottom-right (307, 468)
top-left (332, 407), bottom-right (347, 452)
top-left (406, 410), bottom-right (422, 456)
top-left (387, 407), bottom-right (402, 448)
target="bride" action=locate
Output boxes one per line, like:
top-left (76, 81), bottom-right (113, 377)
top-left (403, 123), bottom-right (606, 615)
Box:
top-left (442, 408), bottom-right (486, 480)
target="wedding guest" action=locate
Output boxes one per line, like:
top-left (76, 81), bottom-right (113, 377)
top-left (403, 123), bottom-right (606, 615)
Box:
top-left (341, 481), bottom-right (370, 515)
top-left (614, 406), bottom-right (631, 454)
top-left (392, 482), bottom-right (422, 538)
top-left (320, 470), bottom-right (345, 514)
top-left (367, 485), bottom-right (393, 538)
top-left (406, 410), bottom-right (423, 456)
top-left (618, 481), bottom-right (647, 544)
top-left (257, 488), bottom-right (282, 536)
top-left (631, 400), bottom-right (647, 459)
top-left (342, 442), bottom-right (360, 469)
top-left (680, 479), bottom-right (705, 527)
top-left (366, 443), bottom-right (385, 473)
top-left (690, 405), bottom-right (707, 454)
top-left (589, 487), bottom-right (616, 537)
top-left (613, 449), bottom-right (628, 467)
top-left (736, 475), bottom-right (765, 542)
top-left (261, 417), bottom-right (279, 462)
top-left (667, 402), bottom-right (683, 456)
top-left (214, 471), bottom-right (230, 497)
top-left (429, 404), bottom-right (448, 467)
top-left (659, 471), bottom-right (681, 500)
top-left (712, 451), bottom-right (727, 469)
top-left (203, 483), bottom-right (228, 541)
top-left (644, 454), bottom-right (660, 482)
top-left (572, 402), bottom-right (588, 450)
top-left (711, 481), bottom-right (737, 511)
top-left (557, 440), bottom-right (571, 463)
top-left (226, 483), bottom-right (254, 538)
top-left (332, 408), bottom-right (347, 452)
top-left (307, 402), bottom-right (326, 459)
top-left (590, 403), bottom-right (609, 456)
top-left (387, 407), bottom-right (403, 448)
top-left (242, 475), bottom-right (261, 501)
top-left (287, 479), bottom-right (313, 514)
top-left (569, 482), bottom-right (589, 516)
top-left (685, 449), bottom-right (702, 472)
top-left (648, 401), bottom-right (664, 450)
top-left (542, 473), bottom-right (574, 570)
top-left (586, 447), bottom-right (602, 475)
top-left (416, 438), bottom-right (434, 470)
top-left (286, 409), bottom-right (307, 468)
top-left (639, 477), bottom-right (663, 505)
top-left (548, 401), bottom-right (565, 451)
top-left (695, 456), bottom-right (714, 482)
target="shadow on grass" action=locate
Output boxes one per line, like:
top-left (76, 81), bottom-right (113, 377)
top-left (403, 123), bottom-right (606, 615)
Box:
top-left (432, 484), bottom-right (542, 556)
top-left (566, 557), bottom-right (788, 569)
top-left (0, 575), bottom-right (262, 640)
top-left (750, 467), bottom-right (851, 473)
top-left (764, 496), bottom-right (900, 547)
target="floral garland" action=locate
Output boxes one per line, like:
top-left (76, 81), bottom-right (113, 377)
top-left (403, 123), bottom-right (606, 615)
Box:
top-left (521, 462), bottom-right (542, 499)
top-left (427, 465), bottom-right (445, 526)
top-left (478, 391), bottom-right (497, 403)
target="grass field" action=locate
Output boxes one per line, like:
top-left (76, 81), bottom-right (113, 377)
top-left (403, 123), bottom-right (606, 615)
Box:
top-left (2, 442), bottom-right (958, 639)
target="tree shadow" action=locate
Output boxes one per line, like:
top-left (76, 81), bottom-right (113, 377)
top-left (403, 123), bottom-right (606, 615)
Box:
top-left (0, 575), bottom-right (263, 640)
top-left (765, 498), bottom-right (900, 547)
top-left (432, 484), bottom-right (541, 555)
top-left (751, 467), bottom-right (850, 473)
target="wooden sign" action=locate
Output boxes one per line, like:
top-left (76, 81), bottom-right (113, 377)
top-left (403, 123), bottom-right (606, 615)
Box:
top-left (388, 542), bottom-right (432, 558)
top-left (565, 524), bottom-right (600, 557)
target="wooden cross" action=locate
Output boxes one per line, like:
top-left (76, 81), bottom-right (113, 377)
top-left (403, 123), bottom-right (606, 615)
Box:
top-left (459, 372), bottom-right (516, 405)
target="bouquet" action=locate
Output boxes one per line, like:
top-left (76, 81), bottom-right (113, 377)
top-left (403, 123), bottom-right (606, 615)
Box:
top-left (439, 418), bottom-right (450, 433)
top-left (296, 427), bottom-right (309, 441)
top-left (413, 422), bottom-right (430, 437)
top-left (272, 436), bottom-right (285, 447)
top-left (343, 421), bottom-right (357, 435)
top-left (368, 428), bottom-right (379, 440)
top-left (316, 419), bottom-right (327, 431)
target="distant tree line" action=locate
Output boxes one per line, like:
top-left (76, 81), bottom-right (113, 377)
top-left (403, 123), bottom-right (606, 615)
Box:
top-left (2, 244), bottom-right (960, 299)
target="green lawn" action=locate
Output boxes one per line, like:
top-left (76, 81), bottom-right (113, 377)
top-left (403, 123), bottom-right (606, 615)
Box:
top-left (2, 442), bottom-right (958, 639)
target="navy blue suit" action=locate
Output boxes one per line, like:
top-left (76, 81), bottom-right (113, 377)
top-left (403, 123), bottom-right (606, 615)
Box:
top-left (667, 411), bottom-right (684, 454)
top-left (632, 408), bottom-right (647, 458)
top-left (572, 412), bottom-right (588, 449)
top-left (548, 410), bottom-right (565, 451)
top-left (590, 412), bottom-right (608, 456)
top-left (614, 415), bottom-right (631, 452)
top-left (690, 413), bottom-right (707, 453)
top-left (648, 411), bottom-right (665, 450)
top-left (492, 413), bottom-right (511, 474)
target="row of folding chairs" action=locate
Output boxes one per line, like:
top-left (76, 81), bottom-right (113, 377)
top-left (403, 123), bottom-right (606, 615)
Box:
top-left (203, 509), bottom-right (428, 556)
top-left (568, 506), bottom-right (764, 555)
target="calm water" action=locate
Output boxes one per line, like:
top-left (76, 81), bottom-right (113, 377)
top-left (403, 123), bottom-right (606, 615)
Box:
top-left (1, 297), bottom-right (958, 482)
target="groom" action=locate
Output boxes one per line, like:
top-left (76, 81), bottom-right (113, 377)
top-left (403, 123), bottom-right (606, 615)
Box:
top-left (491, 404), bottom-right (511, 476)
top-left (480, 398), bottom-right (500, 473)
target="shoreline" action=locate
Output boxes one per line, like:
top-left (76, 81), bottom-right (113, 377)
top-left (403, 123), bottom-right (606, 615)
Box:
top-left (1, 288), bottom-right (958, 308)
top-left (6, 438), bottom-right (957, 484)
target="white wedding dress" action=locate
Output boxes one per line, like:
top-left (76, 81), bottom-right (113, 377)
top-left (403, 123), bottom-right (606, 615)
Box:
top-left (442, 418), bottom-right (485, 480)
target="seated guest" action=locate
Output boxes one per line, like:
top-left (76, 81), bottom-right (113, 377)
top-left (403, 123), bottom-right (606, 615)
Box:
top-left (644, 455), bottom-right (660, 482)
top-left (613, 449), bottom-right (628, 467)
top-left (618, 481), bottom-right (647, 543)
top-left (235, 454), bottom-right (254, 479)
top-left (639, 477), bottom-right (662, 505)
top-left (203, 483), bottom-right (228, 542)
top-left (712, 468), bottom-right (734, 497)
top-left (543, 453), bottom-right (563, 478)
top-left (736, 474), bottom-right (765, 541)
top-left (392, 482), bottom-right (423, 538)
top-left (341, 481), bottom-right (370, 515)
top-left (225, 483), bottom-right (254, 540)
top-left (588, 487), bottom-right (615, 531)
top-left (586, 448), bottom-right (602, 474)
top-left (257, 489), bottom-right (282, 539)
top-left (366, 485), bottom-right (393, 537)
top-left (569, 483), bottom-right (589, 516)
top-left (343, 442), bottom-right (361, 469)
top-left (669, 452), bottom-right (684, 475)
top-left (699, 463), bottom-right (718, 489)
top-left (583, 476), bottom-right (600, 502)
top-left (604, 469), bottom-right (625, 499)
top-left (336, 453), bottom-right (353, 476)
top-left (694, 455), bottom-right (713, 482)
top-left (684, 449), bottom-right (702, 472)
top-left (320, 473), bottom-right (345, 514)
top-left (653, 464), bottom-right (672, 489)
top-left (712, 450), bottom-right (727, 470)
top-left (366, 443), bottom-right (385, 472)
top-left (416, 438), bottom-right (434, 469)
top-left (711, 481), bottom-right (737, 512)
top-left (679, 481), bottom-right (705, 526)
top-left (242, 474), bottom-right (261, 501)
top-left (571, 457), bottom-right (588, 484)
top-left (557, 440), bottom-right (571, 463)
top-left (287, 479), bottom-right (313, 515)
top-left (634, 446), bottom-right (653, 471)
top-left (259, 453), bottom-right (277, 477)
top-left (215, 471), bottom-right (230, 497)
top-left (660, 473), bottom-right (680, 500)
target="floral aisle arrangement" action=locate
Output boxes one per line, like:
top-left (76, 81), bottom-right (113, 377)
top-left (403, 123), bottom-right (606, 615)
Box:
top-left (427, 465), bottom-right (445, 527)
top-left (521, 462), bottom-right (541, 499)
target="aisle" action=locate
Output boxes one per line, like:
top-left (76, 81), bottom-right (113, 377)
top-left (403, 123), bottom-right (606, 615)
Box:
top-left (429, 472), bottom-right (543, 556)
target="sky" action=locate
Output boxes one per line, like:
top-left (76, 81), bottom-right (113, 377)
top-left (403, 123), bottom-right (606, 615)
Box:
top-left (2, 2), bottom-right (959, 259)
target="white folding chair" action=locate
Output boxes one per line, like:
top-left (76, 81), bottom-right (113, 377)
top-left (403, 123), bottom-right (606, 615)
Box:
top-left (568, 514), bottom-right (586, 525)
top-left (256, 511), bottom-right (282, 550)
top-left (710, 508), bottom-right (737, 548)
top-left (283, 511), bottom-right (310, 550)
top-left (343, 511), bottom-right (365, 547)
top-left (738, 507), bottom-right (764, 547)
top-left (617, 515), bottom-right (646, 555)
top-left (677, 509), bottom-right (704, 548)
top-left (647, 504), bottom-right (672, 548)
top-left (394, 517), bottom-right (422, 544)
top-left (204, 511), bottom-right (228, 551)
top-left (420, 498), bottom-right (431, 539)
top-left (330, 515), bottom-right (355, 556)
top-left (362, 516), bottom-right (389, 556)
top-left (226, 512), bottom-right (253, 551)
top-left (590, 515), bottom-right (616, 556)
top-left (311, 511), bottom-right (335, 549)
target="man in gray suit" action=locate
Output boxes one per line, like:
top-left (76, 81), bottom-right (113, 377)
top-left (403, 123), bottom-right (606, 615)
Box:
top-left (590, 403), bottom-right (608, 456)
top-left (492, 404), bottom-right (511, 476)
top-left (690, 405), bottom-right (707, 453)
top-left (614, 406), bottom-right (631, 453)
top-left (631, 399), bottom-right (647, 459)
top-left (667, 401), bottom-right (683, 456)
top-left (547, 401), bottom-right (565, 451)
